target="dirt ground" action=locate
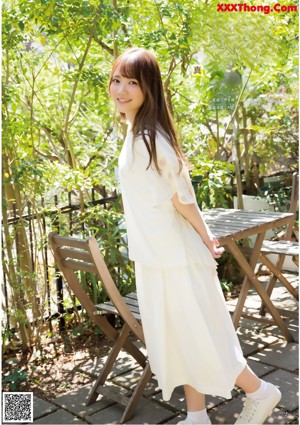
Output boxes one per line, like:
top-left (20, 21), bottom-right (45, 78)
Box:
top-left (2, 323), bottom-right (113, 401)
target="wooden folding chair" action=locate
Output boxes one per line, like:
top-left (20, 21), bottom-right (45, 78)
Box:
top-left (49, 232), bottom-right (152, 423)
top-left (259, 172), bottom-right (299, 316)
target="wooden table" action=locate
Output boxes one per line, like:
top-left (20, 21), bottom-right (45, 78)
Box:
top-left (203, 208), bottom-right (295, 342)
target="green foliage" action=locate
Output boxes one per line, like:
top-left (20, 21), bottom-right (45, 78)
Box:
top-left (261, 184), bottom-right (293, 212)
top-left (220, 279), bottom-right (234, 295)
top-left (56, 202), bottom-right (136, 301)
top-left (3, 0), bottom-right (298, 193)
top-left (191, 160), bottom-right (235, 209)
top-left (3, 360), bottom-right (29, 391)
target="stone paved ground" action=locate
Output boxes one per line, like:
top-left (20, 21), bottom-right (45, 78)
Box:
top-left (17, 273), bottom-right (299, 424)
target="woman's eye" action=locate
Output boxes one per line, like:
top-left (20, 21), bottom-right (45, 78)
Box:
top-left (112, 78), bottom-right (120, 83)
top-left (129, 80), bottom-right (138, 85)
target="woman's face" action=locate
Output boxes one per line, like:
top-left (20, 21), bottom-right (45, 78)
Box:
top-left (109, 65), bottom-right (145, 124)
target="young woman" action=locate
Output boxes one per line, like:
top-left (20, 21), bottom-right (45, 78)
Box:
top-left (109, 47), bottom-right (281, 424)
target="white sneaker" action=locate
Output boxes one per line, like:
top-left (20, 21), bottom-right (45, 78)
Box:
top-left (235, 382), bottom-right (282, 424)
top-left (177, 417), bottom-right (212, 424)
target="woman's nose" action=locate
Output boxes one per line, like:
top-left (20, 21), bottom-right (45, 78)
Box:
top-left (117, 82), bottom-right (127, 94)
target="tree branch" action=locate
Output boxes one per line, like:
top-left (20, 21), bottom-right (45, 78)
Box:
top-left (63, 26), bottom-right (95, 167)
top-left (33, 147), bottom-right (59, 162)
top-left (64, 27), bottom-right (95, 131)
top-left (92, 35), bottom-right (114, 55)
top-left (223, 68), bottom-right (252, 142)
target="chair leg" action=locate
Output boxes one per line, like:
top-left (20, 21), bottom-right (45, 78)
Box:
top-left (95, 314), bottom-right (147, 368)
top-left (120, 362), bottom-right (152, 424)
top-left (86, 323), bottom-right (131, 406)
top-left (259, 253), bottom-right (299, 316)
top-left (123, 339), bottom-right (147, 368)
top-left (228, 239), bottom-right (294, 342)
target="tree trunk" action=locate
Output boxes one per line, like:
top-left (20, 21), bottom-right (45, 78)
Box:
top-left (232, 109), bottom-right (244, 209)
top-left (2, 187), bottom-right (32, 350)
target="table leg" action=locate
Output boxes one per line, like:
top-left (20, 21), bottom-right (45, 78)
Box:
top-left (227, 234), bottom-right (294, 342)
top-left (230, 232), bottom-right (266, 328)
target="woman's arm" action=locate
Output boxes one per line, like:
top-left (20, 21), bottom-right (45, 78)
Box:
top-left (172, 193), bottom-right (225, 259)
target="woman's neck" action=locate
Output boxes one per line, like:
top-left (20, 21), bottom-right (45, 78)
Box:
top-left (126, 112), bottom-right (136, 125)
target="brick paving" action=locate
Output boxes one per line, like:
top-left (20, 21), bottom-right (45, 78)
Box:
top-left (29, 273), bottom-right (298, 424)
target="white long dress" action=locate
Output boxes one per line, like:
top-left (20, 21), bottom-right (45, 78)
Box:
top-left (118, 126), bottom-right (247, 401)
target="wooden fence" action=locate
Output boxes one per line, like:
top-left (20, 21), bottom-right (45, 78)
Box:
top-left (2, 188), bottom-right (118, 343)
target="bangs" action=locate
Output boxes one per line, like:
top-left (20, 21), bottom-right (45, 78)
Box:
top-left (117, 57), bottom-right (141, 81)
top-left (110, 48), bottom-right (156, 90)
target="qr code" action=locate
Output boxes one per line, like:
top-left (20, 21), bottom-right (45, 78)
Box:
top-left (3, 392), bottom-right (33, 423)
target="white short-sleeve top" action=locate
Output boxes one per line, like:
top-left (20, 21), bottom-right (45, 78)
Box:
top-left (118, 126), bottom-right (211, 268)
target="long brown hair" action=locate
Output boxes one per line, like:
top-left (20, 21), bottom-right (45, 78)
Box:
top-left (109, 47), bottom-right (184, 173)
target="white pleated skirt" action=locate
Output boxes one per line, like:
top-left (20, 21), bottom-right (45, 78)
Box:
top-left (134, 219), bottom-right (247, 401)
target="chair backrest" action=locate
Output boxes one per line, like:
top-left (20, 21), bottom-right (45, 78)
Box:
top-left (49, 232), bottom-right (144, 342)
top-left (285, 172), bottom-right (299, 240)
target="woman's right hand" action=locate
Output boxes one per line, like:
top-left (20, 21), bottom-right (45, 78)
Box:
top-left (204, 235), bottom-right (225, 259)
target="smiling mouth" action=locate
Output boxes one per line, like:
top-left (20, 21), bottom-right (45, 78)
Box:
top-left (117, 98), bottom-right (131, 104)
